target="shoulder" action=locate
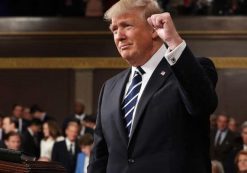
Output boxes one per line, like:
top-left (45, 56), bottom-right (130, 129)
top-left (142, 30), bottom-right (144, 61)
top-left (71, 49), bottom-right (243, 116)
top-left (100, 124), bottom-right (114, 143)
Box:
top-left (104, 68), bottom-right (130, 88)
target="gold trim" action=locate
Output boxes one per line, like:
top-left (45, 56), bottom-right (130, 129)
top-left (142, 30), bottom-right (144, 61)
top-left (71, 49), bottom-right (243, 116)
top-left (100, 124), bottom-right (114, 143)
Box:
top-left (0, 57), bottom-right (246, 69)
top-left (0, 30), bottom-right (246, 36)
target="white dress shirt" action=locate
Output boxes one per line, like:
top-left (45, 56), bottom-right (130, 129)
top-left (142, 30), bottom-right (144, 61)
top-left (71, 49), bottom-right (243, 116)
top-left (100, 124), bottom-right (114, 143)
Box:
top-left (65, 138), bottom-right (75, 155)
top-left (40, 136), bottom-right (64, 160)
top-left (84, 155), bottom-right (90, 173)
top-left (123, 41), bottom-right (186, 134)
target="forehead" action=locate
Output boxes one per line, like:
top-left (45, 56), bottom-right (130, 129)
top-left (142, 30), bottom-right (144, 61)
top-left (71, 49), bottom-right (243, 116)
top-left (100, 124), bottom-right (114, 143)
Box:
top-left (110, 10), bottom-right (144, 27)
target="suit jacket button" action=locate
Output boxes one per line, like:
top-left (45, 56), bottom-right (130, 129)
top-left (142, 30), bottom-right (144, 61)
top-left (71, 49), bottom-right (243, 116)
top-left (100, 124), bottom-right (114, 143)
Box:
top-left (128, 159), bottom-right (135, 164)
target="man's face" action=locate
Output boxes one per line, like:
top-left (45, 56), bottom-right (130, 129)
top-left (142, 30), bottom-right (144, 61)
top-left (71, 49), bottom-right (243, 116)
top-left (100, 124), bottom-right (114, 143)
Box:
top-left (12, 106), bottom-right (23, 118)
top-left (75, 102), bottom-right (84, 115)
top-left (110, 10), bottom-right (155, 66)
top-left (242, 127), bottom-right (247, 145)
top-left (66, 125), bottom-right (79, 142)
top-left (5, 135), bottom-right (21, 150)
top-left (216, 115), bottom-right (228, 130)
top-left (2, 118), bottom-right (14, 133)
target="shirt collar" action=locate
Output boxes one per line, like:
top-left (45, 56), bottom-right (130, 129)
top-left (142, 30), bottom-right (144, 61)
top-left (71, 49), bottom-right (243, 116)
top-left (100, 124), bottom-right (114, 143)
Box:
top-left (131, 44), bottom-right (167, 76)
top-left (75, 113), bottom-right (86, 120)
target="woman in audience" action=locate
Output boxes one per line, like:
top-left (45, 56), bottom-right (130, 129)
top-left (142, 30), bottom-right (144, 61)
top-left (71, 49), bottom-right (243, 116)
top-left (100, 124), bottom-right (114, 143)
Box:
top-left (235, 150), bottom-right (247, 173)
top-left (39, 120), bottom-right (64, 161)
top-left (211, 160), bottom-right (225, 173)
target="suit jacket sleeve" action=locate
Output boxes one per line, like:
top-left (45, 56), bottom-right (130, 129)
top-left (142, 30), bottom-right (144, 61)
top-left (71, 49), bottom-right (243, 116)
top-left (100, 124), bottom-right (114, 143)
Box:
top-left (171, 46), bottom-right (218, 116)
top-left (88, 83), bottom-right (109, 173)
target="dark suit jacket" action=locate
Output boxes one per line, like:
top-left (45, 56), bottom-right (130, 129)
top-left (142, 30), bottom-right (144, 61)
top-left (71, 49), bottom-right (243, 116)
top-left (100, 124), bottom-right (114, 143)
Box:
top-left (52, 140), bottom-right (80, 173)
top-left (88, 47), bottom-right (218, 173)
top-left (21, 130), bottom-right (40, 158)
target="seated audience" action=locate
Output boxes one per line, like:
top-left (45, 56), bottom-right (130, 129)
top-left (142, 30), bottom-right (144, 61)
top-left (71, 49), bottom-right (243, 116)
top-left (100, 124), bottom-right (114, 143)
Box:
top-left (75, 133), bottom-right (94, 173)
top-left (212, 160), bottom-right (225, 173)
top-left (4, 131), bottom-right (22, 151)
top-left (22, 119), bottom-right (42, 158)
top-left (39, 121), bottom-right (64, 161)
top-left (235, 150), bottom-right (247, 173)
top-left (52, 122), bottom-right (80, 173)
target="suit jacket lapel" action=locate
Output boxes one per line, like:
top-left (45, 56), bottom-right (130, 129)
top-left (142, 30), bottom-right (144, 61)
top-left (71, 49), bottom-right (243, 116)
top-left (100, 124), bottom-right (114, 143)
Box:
top-left (128, 58), bottom-right (172, 146)
top-left (112, 68), bottom-right (131, 145)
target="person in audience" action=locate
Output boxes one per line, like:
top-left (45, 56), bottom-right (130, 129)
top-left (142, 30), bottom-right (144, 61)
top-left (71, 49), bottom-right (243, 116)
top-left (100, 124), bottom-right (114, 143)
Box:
top-left (63, 100), bottom-right (95, 136)
top-left (11, 104), bottom-right (29, 133)
top-left (22, 119), bottom-right (42, 158)
top-left (75, 133), bottom-right (94, 173)
top-left (39, 120), bottom-right (64, 161)
top-left (30, 104), bottom-right (54, 124)
top-left (235, 150), bottom-right (247, 173)
top-left (212, 160), bottom-right (225, 173)
top-left (229, 118), bottom-right (239, 133)
top-left (211, 114), bottom-right (237, 172)
top-left (52, 122), bottom-right (80, 173)
top-left (23, 106), bottom-right (33, 121)
top-left (2, 116), bottom-right (18, 134)
top-left (4, 131), bottom-right (22, 150)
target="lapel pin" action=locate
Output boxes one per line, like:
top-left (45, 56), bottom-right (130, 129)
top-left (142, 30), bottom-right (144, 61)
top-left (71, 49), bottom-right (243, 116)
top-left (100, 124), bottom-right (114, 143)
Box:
top-left (160, 71), bottom-right (166, 76)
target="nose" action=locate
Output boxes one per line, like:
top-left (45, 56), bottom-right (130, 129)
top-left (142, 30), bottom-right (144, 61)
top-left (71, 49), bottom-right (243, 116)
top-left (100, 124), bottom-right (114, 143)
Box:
top-left (114, 28), bottom-right (126, 42)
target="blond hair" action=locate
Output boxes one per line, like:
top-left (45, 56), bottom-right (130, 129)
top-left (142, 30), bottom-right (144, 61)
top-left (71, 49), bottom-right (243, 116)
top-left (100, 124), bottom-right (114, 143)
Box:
top-left (104, 0), bottom-right (163, 21)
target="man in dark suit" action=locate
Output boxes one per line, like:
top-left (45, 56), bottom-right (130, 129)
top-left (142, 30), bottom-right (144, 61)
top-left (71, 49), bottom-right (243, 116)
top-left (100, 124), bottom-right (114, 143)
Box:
top-left (211, 114), bottom-right (237, 173)
top-left (52, 122), bottom-right (80, 173)
top-left (88, 0), bottom-right (218, 173)
top-left (11, 104), bottom-right (29, 133)
top-left (22, 119), bottom-right (42, 158)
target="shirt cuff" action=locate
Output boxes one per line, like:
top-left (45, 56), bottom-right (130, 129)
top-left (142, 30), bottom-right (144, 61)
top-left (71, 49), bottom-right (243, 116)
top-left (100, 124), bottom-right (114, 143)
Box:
top-left (165, 40), bottom-right (186, 66)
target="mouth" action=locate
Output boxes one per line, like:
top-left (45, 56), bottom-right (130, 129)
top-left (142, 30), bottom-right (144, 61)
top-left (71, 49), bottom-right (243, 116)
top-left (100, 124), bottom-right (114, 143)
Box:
top-left (119, 44), bottom-right (132, 51)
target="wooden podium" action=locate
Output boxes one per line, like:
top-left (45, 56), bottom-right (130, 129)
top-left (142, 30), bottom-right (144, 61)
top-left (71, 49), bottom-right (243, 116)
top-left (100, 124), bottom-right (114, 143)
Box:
top-left (0, 148), bottom-right (67, 173)
top-left (0, 160), bottom-right (67, 173)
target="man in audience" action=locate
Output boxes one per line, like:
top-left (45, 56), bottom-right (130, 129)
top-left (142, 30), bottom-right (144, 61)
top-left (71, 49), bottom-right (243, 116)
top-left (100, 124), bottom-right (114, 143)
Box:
top-left (52, 122), bottom-right (80, 173)
top-left (4, 131), bottom-right (22, 151)
top-left (229, 117), bottom-right (239, 133)
top-left (22, 119), bottom-right (42, 158)
top-left (211, 114), bottom-right (236, 172)
top-left (23, 106), bottom-right (33, 121)
top-left (63, 100), bottom-right (95, 136)
top-left (30, 104), bottom-right (54, 124)
top-left (11, 104), bottom-right (29, 133)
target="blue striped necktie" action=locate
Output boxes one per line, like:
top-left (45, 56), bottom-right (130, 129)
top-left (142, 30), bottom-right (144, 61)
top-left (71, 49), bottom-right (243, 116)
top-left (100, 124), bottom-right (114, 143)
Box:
top-left (122, 67), bottom-right (145, 137)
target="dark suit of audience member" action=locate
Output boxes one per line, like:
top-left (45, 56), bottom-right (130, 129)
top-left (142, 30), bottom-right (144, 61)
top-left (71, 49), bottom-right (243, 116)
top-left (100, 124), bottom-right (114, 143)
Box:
top-left (52, 139), bottom-right (80, 173)
top-left (21, 119), bottom-right (42, 158)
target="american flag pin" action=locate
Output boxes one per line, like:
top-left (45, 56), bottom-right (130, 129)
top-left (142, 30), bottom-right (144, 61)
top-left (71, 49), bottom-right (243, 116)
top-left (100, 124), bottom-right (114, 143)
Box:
top-left (160, 71), bottom-right (166, 76)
